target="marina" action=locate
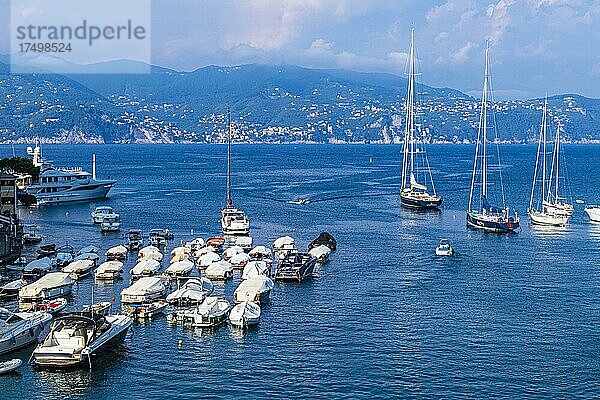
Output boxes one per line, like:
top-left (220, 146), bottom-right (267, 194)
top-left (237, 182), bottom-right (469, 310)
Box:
top-left (1, 143), bottom-right (600, 399)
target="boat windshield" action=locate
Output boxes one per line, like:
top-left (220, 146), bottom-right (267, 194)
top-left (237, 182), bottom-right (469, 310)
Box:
top-left (0, 309), bottom-right (23, 324)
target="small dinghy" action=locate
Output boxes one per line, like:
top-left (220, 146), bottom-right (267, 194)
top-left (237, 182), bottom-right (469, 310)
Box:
top-left (63, 259), bottom-right (95, 280)
top-left (165, 260), bottom-right (194, 277)
top-left (233, 276), bottom-right (274, 305)
top-left (308, 232), bottom-right (337, 251)
top-left (37, 244), bottom-right (57, 257)
top-left (229, 301), bottom-right (261, 328)
top-left (308, 245), bottom-right (332, 263)
top-left (241, 260), bottom-right (270, 280)
top-left (106, 245), bottom-right (128, 261)
top-left (179, 296), bottom-right (231, 328)
top-left (133, 300), bottom-right (167, 319)
top-left (197, 252), bottom-right (221, 268)
top-left (166, 278), bottom-right (214, 306)
top-left (95, 261), bottom-right (124, 282)
top-left (31, 297), bottom-right (68, 315)
top-left (82, 301), bottom-right (112, 316)
top-left (205, 260), bottom-right (234, 281)
top-left (0, 358), bottom-right (23, 374)
top-left (435, 239), bottom-right (455, 256)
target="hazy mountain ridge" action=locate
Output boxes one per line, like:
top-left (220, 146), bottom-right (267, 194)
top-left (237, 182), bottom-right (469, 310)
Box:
top-left (0, 61), bottom-right (598, 144)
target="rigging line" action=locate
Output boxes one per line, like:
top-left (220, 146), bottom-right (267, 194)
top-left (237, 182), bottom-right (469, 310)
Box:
top-left (487, 49), bottom-right (506, 209)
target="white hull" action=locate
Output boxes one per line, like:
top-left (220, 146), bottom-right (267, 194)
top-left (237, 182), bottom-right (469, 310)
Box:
top-left (0, 312), bottom-right (52, 355)
top-left (32, 183), bottom-right (114, 205)
top-left (529, 211), bottom-right (569, 227)
top-left (585, 207), bottom-right (600, 223)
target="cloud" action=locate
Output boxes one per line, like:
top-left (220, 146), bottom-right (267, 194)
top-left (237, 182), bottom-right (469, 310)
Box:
top-left (486, 0), bottom-right (515, 44)
top-left (426, 1), bottom-right (455, 22)
top-left (448, 42), bottom-right (476, 64)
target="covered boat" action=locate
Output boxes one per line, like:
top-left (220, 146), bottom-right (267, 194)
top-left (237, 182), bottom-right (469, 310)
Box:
top-left (185, 237), bottom-right (205, 252)
top-left (197, 252), bottom-right (221, 268)
top-left (0, 307), bottom-right (52, 355)
top-left (32, 312), bottom-right (132, 367)
top-left (0, 279), bottom-right (28, 300)
top-left (229, 252), bottom-right (250, 268)
top-left (73, 252), bottom-right (100, 263)
top-left (94, 261), bottom-right (124, 281)
top-left (233, 276), bottom-right (274, 304)
top-left (165, 260), bottom-right (194, 277)
top-left (308, 232), bottom-right (337, 251)
top-left (180, 297), bottom-right (231, 328)
top-left (273, 236), bottom-right (298, 260)
top-left (105, 245), bottom-right (128, 261)
top-left (308, 245), bottom-right (332, 263)
top-left (19, 272), bottom-right (75, 302)
top-left (204, 260), bottom-right (234, 280)
top-left (121, 277), bottom-right (166, 304)
top-left (229, 301), bottom-right (261, 328)
top-left (78, 245), bottom-right (100, 255)
top-left (137, 246), bottom-right (163, 263)
top-left (22, 257), bottom-right (52, 279)
top-left (62, 259), bottom-right (95, 279)
top-left (194, 246), bottom-right (217, 258)
top-left (249, 245), bottom-right (272, 260)
top-left (274, 253), bottom-right (317, 283)
top-left (166, 278), bottom-right (214, 306)
top-left (131, 259), bottom-right (161, 279)
top-left (223, 245), bottom-right (244, 260)
top-left (241, 260), bottom-right (270, 280)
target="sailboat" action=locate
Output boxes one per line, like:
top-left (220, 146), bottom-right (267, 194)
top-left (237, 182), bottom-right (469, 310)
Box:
top-left (220, 109), bottom-right (250, 236)
top-left (528, 100), bottom-right (571, 226)
top-left (399, 29), bottom-right (443, 210)
top-left (466, 44), bottom-right (520, 233)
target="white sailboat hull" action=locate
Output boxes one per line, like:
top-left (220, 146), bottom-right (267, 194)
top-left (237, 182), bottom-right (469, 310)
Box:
top-left (585, 207), bottom-right (600, 223)
top-left (529, 211), bottom-right (569, 226)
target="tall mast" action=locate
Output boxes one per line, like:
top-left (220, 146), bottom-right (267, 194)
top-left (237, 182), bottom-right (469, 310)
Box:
top-left (226, 108), bottom-right (232, 205)
top-left (481, 43), bottom-right (489, 201)
top-left (541, 99), bottom-right (547, 205)
top-left (402, 29), bottom-right (416, 190)
top-left (554, 123), bottom-right (560, 202)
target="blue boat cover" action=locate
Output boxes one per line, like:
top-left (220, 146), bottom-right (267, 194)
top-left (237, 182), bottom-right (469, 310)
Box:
top-left (482, 196), bottom-right (502, 214)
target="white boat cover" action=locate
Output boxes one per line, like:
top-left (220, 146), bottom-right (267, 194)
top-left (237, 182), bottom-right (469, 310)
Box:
top-left (121, 277), bottom-right (165, 297)
top-left (185, 237), bottom-right (205, 250)
top-left (139, 246), bottom-right (162, 258)
top-left (0, 278), bottom-right (27, 291)
top-left (198, 252), bottom-right (221, 267)
top-left (205, 260), bottom-right (234, 278)
top-left (196, 296), bottom-right (230, 317)
top-left (138, 250), bottom-right (163, 262)
top-left (241, 261), bottom-right (269, 280)
top-left (24, 257), bottom-right (52, 272)
top-left (170, 252), bottom-right (189, 264)
top-left (63, 259), bottom-right (94, 273)
top-left (249, 245), bottom-right (271, 258)
top-left (165, 260), bottom-right (194, 275)
top-left (19, 272), bottom-right (74, 299)
top-left (308, 245), bottom-right (332, 260)
top-left (223, 246), bottom-right (244, 260)
top-left (78, 245), bottom-right (100, 255)
top-left (233, 236), bottom-right (253, 248)
top-left (234, 276), bottom-right (274, 302)
top-left (106, 245), bottom-right (128, 257)
top-left (74, 252), bottom-right (100, 262)
top-left (230, 253), bottom-right (251, 266)
top-left (194, 246), bottom-right (216, 258)
top-left (166, 278), bottom-right (214, 303)
top-left (273, 236), bottom-right (295, 250)
top-left (229, 301), bottom-right (261, 324)
top-left (170, 246), bottom-right (190, 256)
top-left (96, 261), bottom-right (124, 274)
top-left (131, 259), bottom-right (161, 276)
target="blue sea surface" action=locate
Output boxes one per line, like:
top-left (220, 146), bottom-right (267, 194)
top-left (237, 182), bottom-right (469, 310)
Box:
top-left (1, 144), bottom-right (599, 399)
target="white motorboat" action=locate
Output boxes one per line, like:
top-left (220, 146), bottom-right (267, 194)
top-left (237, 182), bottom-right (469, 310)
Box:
top-left (92, 206), bottom-right (114, 224)
top-left (185, 237), bottom-right (205, 252)
top-left (24, 142), bottom-right (116, 205)
top-left (166, 278), bottom-right (214, 306)
top-left (0, 358), bottom-right (23, 374)
top-left (74, 252), bottom-right (100, 263)
top-left (19, 272), bottom-right (75, 302)
top-left (249, 245), bottom-right (272, 260)
top-left (584, 206), bottom-right (600, 223)
top-left (0, 307), bottom-right (52, 355)
top-left (22, 257), bottom-right (52, 279)
top-left (32, 312), bottom-right (132, 368)
top-left (435, 239), bottom-right (455, 256)
top-left (171, 246), bottom-right (191, 257)
top-left (241, 261), bottom-right (270, 280)
top-left (62, 259), bottom-right (95, 279)
top-left (230, 252), bottom-right (250, 268)
top-left (179, 297), bottom-right (231, 328)
top-left (170, 247), bottom-right (190, 264)
top-left (233, 276), bottom-right (274, 305)
top-left (223, 245), bottom-right (244, 260)
top-left (308, 245), bottom-right (332, 263)
top-left (138, 246), bottom-right (163, 262)
top-left (94, 261), bottom-right (124, 281)
top-left (82, 301), bottom-right (112, 316)
top-left (125, 229), bottom-right (144, 251)
top-left (0, 279), bottom-right (28, 300)
top-left (194, 246), bottom-right (217, 258)
top-left (132, 300), bottom-right (168, 320)
top-left (121, 277), bottom-right (166, 304)
top-left (106, 245), bottom-right (128, 261)
top-left (205, 260), bottom-right (234, 280)
top-left (231, 235), bottom-right (253, 250)
top-left (273, 236), bottom-right (298, 260)
top-left (23, 225), bottom-right (43, 244)
top-left (25, 297), bottom-right (68, 315)
top-left (78, 245), bottom-right (100, 255)
top-left (165, 260), bottom-right (194, 277)
top-left (197, 252), bottom-right (221, 268)
top-left (54, 246), bottom-right (74, 268)
top-left (100, 213), bottom-right (121, 232)
top-left (229, 301), bottom-right (261, 328)
top-left (131, 259), bottom-right (161, 279)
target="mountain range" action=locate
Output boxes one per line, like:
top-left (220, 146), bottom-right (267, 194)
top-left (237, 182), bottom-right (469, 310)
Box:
top-left (0, 58), bottom-right (598, 144)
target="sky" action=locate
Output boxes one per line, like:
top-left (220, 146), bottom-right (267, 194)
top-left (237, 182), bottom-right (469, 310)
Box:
top-left (1, 0), bottom-right (599, 99)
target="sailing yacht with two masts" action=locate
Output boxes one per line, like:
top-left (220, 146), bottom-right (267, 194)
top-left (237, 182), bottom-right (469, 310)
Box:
top-left (399, 29), bottom-right (443, 210)
top-left (528, 99), bottom-right (572, 226)
top-left (220, 109), bottom-right (250, 236)
top-left (466, 44), bottom-right (520, 233)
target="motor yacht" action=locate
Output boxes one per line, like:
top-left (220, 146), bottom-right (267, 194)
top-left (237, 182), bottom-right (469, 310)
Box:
top-left (0, 307), bottom-right (52, 355)
top-left (229, 301), bottom-right (260, 328)
top-left (92, 206), bottom-right (114, 224)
